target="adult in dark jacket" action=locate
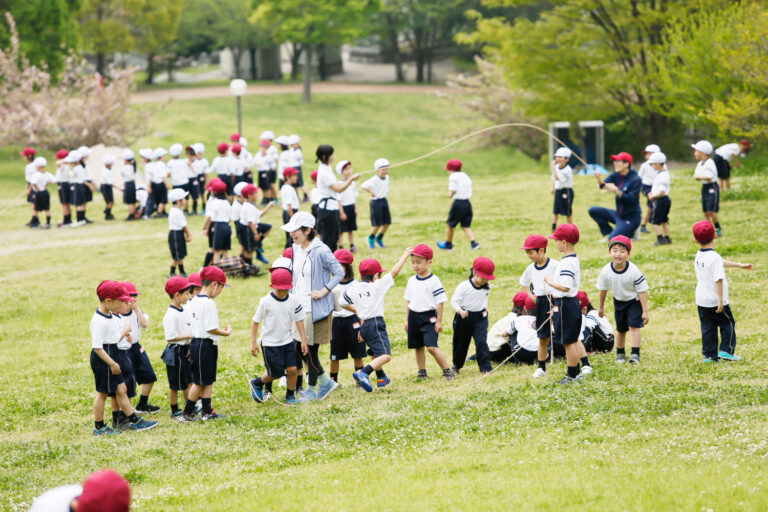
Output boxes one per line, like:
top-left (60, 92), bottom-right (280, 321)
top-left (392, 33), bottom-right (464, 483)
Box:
top-left (589, 152), bottom-right (642, 240)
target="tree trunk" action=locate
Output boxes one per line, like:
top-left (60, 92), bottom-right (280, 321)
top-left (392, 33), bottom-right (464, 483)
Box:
top-left (233, 48), bottom-right (242, 78)
top-left (146, 53), bottom-right (155, 84)
top-left (96, 52), bottom-right (105, 76)
top-left (290, 43), bottom-right (303, 80)
top-left (302, 43), bottom-right (312, 103)
top-left (166, 55), bottom-right (175, 82)
top-left (249, 46), bottom-right (258, 80)
top-left (318, 43), bottom-right (327, 80)
top-left (274, 45), bottom-right (281, 82)
top-left (386, 22), bottom-right (404, 82)
top-left (413, 26), bottom-right (425, 83)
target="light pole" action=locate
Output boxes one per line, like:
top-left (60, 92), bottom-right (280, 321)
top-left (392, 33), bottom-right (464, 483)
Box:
top-left (229, 79), bottom-right (247, 135)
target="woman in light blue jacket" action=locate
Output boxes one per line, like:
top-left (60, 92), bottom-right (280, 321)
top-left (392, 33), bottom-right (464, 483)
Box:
top-left (282, 211), bottom-right (344, 402)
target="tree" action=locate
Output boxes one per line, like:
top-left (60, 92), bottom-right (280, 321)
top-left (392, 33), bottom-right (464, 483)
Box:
top-left (78, 0), bottom-right (135, 75)
top-left (210, 0), bottom-right (262, 79)
top-left (0, 0), bottom-right (82, 79)
top-left (252, 0), bottom-right (378, 102)
top-left (175, 0), bottom-right (219, 58)
top-left (126, 0), bottom-right (181, 84)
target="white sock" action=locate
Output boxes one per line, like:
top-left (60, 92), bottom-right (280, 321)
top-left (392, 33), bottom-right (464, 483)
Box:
top-left (317, 373), bottom-right (330, 386)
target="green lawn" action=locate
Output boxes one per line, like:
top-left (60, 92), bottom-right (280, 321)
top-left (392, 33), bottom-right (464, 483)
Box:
top-left (1, 93), bottom-right (767, 511)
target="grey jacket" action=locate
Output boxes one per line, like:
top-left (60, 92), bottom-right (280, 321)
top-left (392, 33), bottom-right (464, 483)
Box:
top-left (291, 238), bottom-right (344, 322)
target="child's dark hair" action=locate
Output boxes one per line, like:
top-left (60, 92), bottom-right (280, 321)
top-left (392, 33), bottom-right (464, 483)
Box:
top-left (185, 146), bottom-right (195, 157)
top-left (301, 227), bottom-right (316, 240)
top-left (698, 238), bottom-right (714, 245)
top-left (361, 273), bottom-right (380, 282)
top-left (214, 192), bottom-right (226, 199)
top-left (585, 301), bottom-right (596, 312)
top-left (512, 305), bottom-right (523, 315)
top-left (201, 279), bottom-right (213, 286)
top-left (468, 268), bottom-right (490, 289)
top-left (341, 263), bottom-right (354, 281)
top-left (315, 144), bottom-right (334, 164)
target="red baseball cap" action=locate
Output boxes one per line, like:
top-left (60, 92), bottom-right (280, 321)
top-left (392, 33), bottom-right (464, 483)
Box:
top-left (96, 281), bottom-right (131, 301)
top-left (20, 147), bottom-right (35, 156)
top-left (282, 247), bottom-right (293, 259)
top-left (513, 291), bottom-right (528, 307)
top-left (200, 265), bottom-right (230, 287)
top-left (577, 291), bottom-right (589, 309)
top-left (270, 268), bottom-right (293, 290)
top-left (259, 139), bottom-right (270, 146)
top-left (241, 184), bottom-right (258, 198)
top-left (444, 158), bottom-right (462, 171)
top-left (411, 243), bottom-right (433, 260)
top-left (216, 142), bottom-right (229, 154)
top-left (120, 281), bottom-right (141, 296)
top-left (55, 149), bottom-right (69, 159)
top-left (206, 177), bottom-right (223, 191)
top-left (609, 235), bottom-right (632, 252)
top-left (230, 133), bottom-right (240, 142)
top-left (283, 167), bottom-right (298, 177)
top-left (210, 180), bottom-right (227, 195)
top-left (548, 223), bottom-right (580, 244)
top-left (472, 257), bottom-right (495, 280)
top-left (334, 248), bottom-right (354, 264)
top-left (359, 258), bottom-right (385, 276)
top-left (610, 152), bottom-right (633, 165)
top-left (520, 234), bottom-right (547, 250)
top-left (77, 469), bottom-right (131, 512)
top-left (165, 276), bottom-right (191, 297)
top-left (310, 170), bottom-right (318, 181)
top-left (524, 295), bottom-right (536, 310)
top-left (231, 143), bottom-right (242, 155)
top-left (692, 220), bottom-right (716, 243)
top-left (187, 272), bottom-right (202, 287)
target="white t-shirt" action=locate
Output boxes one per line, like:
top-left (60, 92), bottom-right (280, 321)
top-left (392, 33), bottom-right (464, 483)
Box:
top-left (267, 145), bottom-right (279, 166)
top-left (207, 197), bottom-right (231, 223)
top-left (68, 164), bottom-right (85, 184)
top-left (231, 156), bottom-right (246, 177)
top-left (650, 170), bottom-right (670, 197)
top-left (596, 261), bottom-right (649, 302)
top-left (253, 292), bottom-right (305, 346)
top-left (277, 150), bottom-right (292, 179)
top-left (506, 314), bottom-right (539, 351)
top-left (55, 164), bottom-right (68, 183)
top-left (715, 143), bottom-right (740, 162)
top-left (167, 158), bottom-right (190, 186)
top-left (188, 294), bottom-right (221, 344)
top-left (488, 312), bottom-right (517, 351)
top-left (83, 164), bottom-right (93, 181)
top-left (310, 188), bottom-right (321, 205)
top-left (192, 157), bottom-right (210, 177)
top-left (637, 161), bottom-right (656, 186)
top-left (123, 308), bottom-right (147, 345)
top-left (90, 309), bottom-right (119, 349)
top-left (231, 199), bottom-right (243, 223)
top-left (448, 171), bottom-right (472, 199)
top-left (152, 161), bottom-right (169, 183)
top-left (404, 273), bottom-right (447, 312)
top-left (552, 164), bottom-right (573, 189)
top-left (694, 248), bottom-right (728, 307)
top-left (169, 206), bottom-right (187, 230)
top-left (239, 201), bottom-right (260, 227)
top-left (163, 305), bottom-right (191, 345)
top-left (121, 163), bottom-right (136, 182)
top-left (99, 165), bottom-right (114, 186)
top-left (31, 171), bottom-right (56, 191)
top-left (551, 254), bottom-right (579, 298)
top-left (361, 174), bottom-right (389, 199)
top-left (29, 484), bottom-right (82, 512)
top-left (281, 183), bottom-right (300, 211)
top-left (450, 279), bottom-right (490, 313)
top-left (580, 310), bottom-right (614, 341)
top-left (136, 187), bottom-right (148, 207)
top-left (290, 147), bottom-right (303, 167)
top-left (253, 152), bottom-right (273, 172)
top-left (694, 158), bottom-right (717, 183)
top-left (25, 162), bottom-right (36, 183)
top-left (339, 182), bottom-right (358, 206)
top-left (340, 274), bottom-right (395, 320)
top-left (291, 245), bottom-right (313, 313)
top-left (332, 279), bottom-right (357, 318)
top-left (316, 163), bottom-right (340, 211)
top-left (519, 257), bottom-right (558, 296)
top-left (210, 155), bottom-right (231, 176)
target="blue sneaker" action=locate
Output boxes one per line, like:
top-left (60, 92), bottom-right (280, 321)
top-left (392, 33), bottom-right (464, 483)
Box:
top-left (285, 396), bottom-right (297, 404)
top-left (436, 241), bottom-right (453, 250)
top-left (93, 425), bottom-right (119, 435)
top-left (367, 235), bottom-right (375, 249)
top-left (297, 389), bottom-right (318, 403)
top-left (255, 250), bottom-right (269, 265)
top-left (353, 370), bottom-right (373, 392)
top-left (317, 379), bottom-right (339, 399)
top-left (702, 357), bottom-right (717, 363)
top-left (375, 237), bottom-right (385, 248)
top-left (170, 410), bottom-right (182, 418)
top-left (128, 418), bottom-right (159, 431)
top-left (250, 379), bottom-right (264, 402)
top-left (717, 351), bottom-right (742, 361)
top-left (376, 376), bottom-right (391, 388)
top-left (202, 410), bottom-right (225, 421)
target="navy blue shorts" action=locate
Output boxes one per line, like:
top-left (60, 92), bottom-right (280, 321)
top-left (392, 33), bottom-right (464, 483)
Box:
top-left (169, 230), bottom-right (187, 260)
top-left (198, 175), bottom-right (206, 193)
top-left (613, 298), bottom-right (644, 332)
top-left (650, 195), bottom-right (671, 225)
top-left (407, 309), bottom-right (440, 349)
top-left (268, 170), bottom-right (277, 184)
top-left (33, 190), bottom-right (50, 211)
top-left (117, 348), bottom-right (136, 398)
top-left (535, 296), bottom-right (551, 338)
top-left (235, 222), bottom-right (247, 248)
top-left (360, 317), bottom-right (391, 357)
top-left (553, 188), bottom-right (574, 216)
top-left (165, 344), bottom-right (192, 391)
top-left (84, 181), bottom-right (93, 202)
top-left (123, 181), bottom-right (136, 205)
top-left (642, 184), bottom-right (653, 207)
top-left (701, 183), bottom-right (719, 213)
top-left (262, 343), bottom-right (298, 378)
top-left (217, 174), bottom-right (234, 196)
top-left (90, 345), bottom-right (125, 395)
top-left (27, 189), bottom-right (34, 203)
top-left (212, 221), bottom-right (231, 251)
top-left (70, 183), bottom-right (86, 206)
top-left (100, 184), bottom-right (114, 204)
top-left (331, 315), bottom-right (364, 360)
top-left (295, 166), bottom-right (304, 188)
top-left (234, 175), bottom-right (247, 186)
top-left (258, 171), bottom-right (270, 191)
top-left (188, 180), bottom-right (200, 199)
top-left (714, 154), bottom-right (730, 179)
top-left (369, 198), bottom-right (391, 227)
top-left (340, 203), bottom-right (357, 232)
top-left (151, 182), bottom-right (167, 205)
top-left (57, 182), bottom-right (70, 204)
top-left (552, 296), bottom-right (581, 345)
top-left (190, 338), bottom-right (218, 385)
top-left (447, 199), bottom-right (473, 228)
top-left (128, 343), bottom-right (157, 385)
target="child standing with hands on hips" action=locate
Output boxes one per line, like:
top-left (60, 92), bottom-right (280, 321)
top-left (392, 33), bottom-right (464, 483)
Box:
top-left (450, 257), bottom-right (496, 375)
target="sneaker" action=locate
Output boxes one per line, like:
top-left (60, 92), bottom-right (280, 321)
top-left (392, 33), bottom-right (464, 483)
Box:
top-left (702, 357), bottom-right (717, 363)
top-left (56, 221), bottom-right (71, 228)
top-left (663, 236), bottom-right (672, 245)
top-left (631, 226), bottom-right (641, 241)
top-left (71, 220), bottom-right (86, 227)
top-left (653, 236), bottom-right (665, 246)
top-left (93, 425), bottom-right (119, 435)
top-left (250, 379), bottom-right (264, 402)
top-left (532, 368), bottom-right (546, 379)
top-left (176, 413), bottom-right (197, 423)
top-left (442, 370), bottom-right (455, 381)
top-left (170, 410), bottom-right (182, 418)
top-left (640, 225), bottom-right (650, 234)
top-left (255, 250), bottom-right (269, 264)
top-left (470, 241), bottom-right (480, 250)
top-left (416, 369), bottom-right (427, 381)
top-left (285, 396), bottom-right (297, 404)
top-left (298, 389), bottom-right (318, 403)
top-left (580, 365), bottom-right (594, 376)
top-left (352, 370), bottom-right (372, 392)
top-left (135, 403), bottom-right (160, 414)
top-left (42, 223), bottom-right (51, 229)
top-left (317, 378), bottom-right (339, 399)
top-left (616, 353), bottom-right (626, 364)
top-left (597, 235), bottom-right (609, 243)
top-left (202, 411), bottom-right (225, 421)
top-left (350, 245), bottom-right (357, 254)
top-left (717, 351), bottom-right (742, 361)
top-left (367, 235), bottom-right (375, 249)
top-left (375, 237), bottom-right (385, 248)
top-left (715, 227), bottom-right (722, 237)
top-left (263, 390), bottom-right (272, 401)
top-left (436, 241), bottom-right (453, 250)
top-left (128, 418), bottom-right (159, 431)
top-left (377, 376), bottom-right (391, 387)
top-left (628, 354), bottom-right (640, 364)
top-left (556, 375), bottom-right (577, 385)
top-left (451, 365), bottom-right (460, 376)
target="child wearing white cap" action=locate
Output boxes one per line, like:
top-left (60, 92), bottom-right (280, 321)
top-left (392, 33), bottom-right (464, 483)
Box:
top-left (99, 155), bottom-right (117, 221)
top-left (191, 143), bottom-right (209, 213)
top-left (551, 147), bottom-right (574, 232)
top-left (167, 143), bottom-right (191, 214)
top-left (647, 152), bottom-right (671, 245)
top-left (168, 188), bottom-right (191, 277)
top-left (119, 150), bottom-right (138, 221)
top-left (361, 158), bottom-right (392, 249)
top-left (31, 157), bottom-right (55, 229)
top-left (638, 144), bottom-right (661, 234)
top-left (288, 134), bottom-right (308, 201)
top-left (692, 140), bottom-right (722, 236)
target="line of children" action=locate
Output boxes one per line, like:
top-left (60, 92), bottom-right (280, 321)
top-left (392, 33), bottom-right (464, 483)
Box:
top-left (450, 257), bottom-right (496, 375)
top-left (437, 158), bottom-right (480, 251)
top-left (550, 147), bottom-right (574, 232)
top-left (648, 151), bottom-right (672, 245)
top-left (361, 158), bottom-right (391, 249)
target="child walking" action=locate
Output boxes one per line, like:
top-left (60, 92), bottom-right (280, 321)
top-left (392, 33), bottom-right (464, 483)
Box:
top-left (168, 188), bottom-right (191, 277)
top-left (437, 159), bottom-right (479, 251)
top-left (328, 249), bottom-right (364, 383)
top-left (692, 140), bottom-right (722, 236)
top-left (337, 160), bottom-right (359, 252)
top-left (596, 235), bottom-right (649, 364)
top-left (648, 152), bottom-right (672, 245)
top-left (450, 257), bottom-right (496, 374)
top-left (692, 220), bottom-right (753, 362)
top-left (550, 148), bottom-right (574, 231)
top-left (361, 158), bottom-right (391, 249)
top-left (404, 244), bottom-right (454, 380)
top-left (162, 276), bottom-right (194, 417)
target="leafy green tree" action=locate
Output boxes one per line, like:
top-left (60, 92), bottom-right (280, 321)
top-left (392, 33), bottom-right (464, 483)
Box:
top-left (78, 0), bottom-right (135, 76)
top-left (125, 0), bottom-right (181, 84)
top-left (175, 0), bottom-right (219, 58)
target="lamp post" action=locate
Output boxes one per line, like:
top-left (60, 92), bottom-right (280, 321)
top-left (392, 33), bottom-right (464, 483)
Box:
top-left (229, 79), bottom-right (247, 135)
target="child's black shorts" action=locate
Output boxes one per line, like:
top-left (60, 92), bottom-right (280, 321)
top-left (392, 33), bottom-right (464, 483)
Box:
top-left (360, 317), bottom-right (391, 357)
top-left (340, 203), bottom-right (357, 232)
top-left (128, 343), bottom-right (157, 385)
top-left (407, 309), bottom-right (439, 349)
top-left (331, 315), bottom-right (364, 360)
top-left (714, 153), bottom-right (730, 179)
top-left (263, 343), bottom-right (298, 378)
top-left (84, 181), bottom-right (93, 202)
top-left (100, 184), bottom-right (114, 204)
top-left (535, 295), bottom-right (551, 338)
top-left (369, 198), bottom-right (391, 227)
top-left (169, 230), bottom-right (187, 260)
top-left (268, 170), bottom-right (277, 185)
top-left (70, 183), bottom-right (86, 206)
top-left (151, 182), bottom-right (167, 205)
top-left (701, 183), bottom-right (719, 213)
top-left (235, 221), bottom-right (246, 248)
top-left (190, 338), bottom-right (218, 386)
top-left (58, 182), bottom-right (70, 204)
top-left (642, 184), bottom-right (653, 207)
top-left (123, 181), bottom-right (136, 204)
top-left (212, 221), bottom-right (232, 251)
top-left (241, 222), bottom-right (271, 252)
top-left (90, 345), bottom-right (125, 395)
top-left (650, 195), bottom-right (671, 225)
top-left (295, 166), bottom-right (304, 188)
top-left (188, 180), bottom-right (200, 199)
top-left (613, 298), bottom-right (644, 333)
top-left (33, 190), bottom-right (50, 211)
top-left (165, 344), bottom-right (192, 391)
top-left (552, 296), bottom-right (581, 345)
top-left (447, 199), bottom-right (473, 228)
top-left (258, 171), bottom-right (270, 191)
top-left (552, 188), bottom-right (574, 216)
top-left (117, 348), bottom-right (136, 398)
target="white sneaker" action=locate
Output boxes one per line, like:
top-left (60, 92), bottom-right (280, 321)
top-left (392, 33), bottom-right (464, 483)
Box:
top-left (580, 365), bottom-right (593, 376)
top-left (532, 368), bottom-right (546, 379)
top-left (631, 226), bottom-right (641, 240)
top-left (71, 220), bottom-right (86, 227)
top-left (598, 236), bottom-right (609, 243)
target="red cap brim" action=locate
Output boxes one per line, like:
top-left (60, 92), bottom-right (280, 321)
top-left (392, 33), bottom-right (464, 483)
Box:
top-left (475, 270), bottom-right (495, 280)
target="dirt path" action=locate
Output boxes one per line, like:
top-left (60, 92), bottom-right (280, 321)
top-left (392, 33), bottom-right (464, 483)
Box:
top-left (130, 82), bottom-right (451, 104)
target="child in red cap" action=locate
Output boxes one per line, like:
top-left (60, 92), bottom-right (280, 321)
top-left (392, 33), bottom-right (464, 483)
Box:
top-left (162, 276), bottom-right (194, 417)
top-left (437, 158), bottom-right (480, 251)
top-left (119, 281), bottom-right (159, 416)
top-left (339, 247), bottom-right (412, 392)
top-left (692, 220), bottom-right (752, 362)
top-left (486, 291), bottom-right (528, 363)
top-left (596, 235), bottom-right (649, 364)
top-left (543, 224), bottom-right (592, 383)
top-left (404, 244), bottom-right (454, 381)
top-left (578, 291), bottom-right (615, 354)
top-left (450, 257), bottom-right (496, 374)
top-left (239, 184), bottom-right (273, 265)
top-left (201, 178), bottom-right (232, 265)
top-left (211, 142), bottom-right (233, 198)
top-left (329, 248), bottom-right (364, 384)
top-left (21, 147), bottom-right (38, 227)
top-left (504, 294), bottom-right (541, 365)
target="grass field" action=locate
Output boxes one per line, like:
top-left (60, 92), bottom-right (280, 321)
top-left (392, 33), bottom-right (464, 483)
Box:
top-left (2, 92), bottom-right (768, 511)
